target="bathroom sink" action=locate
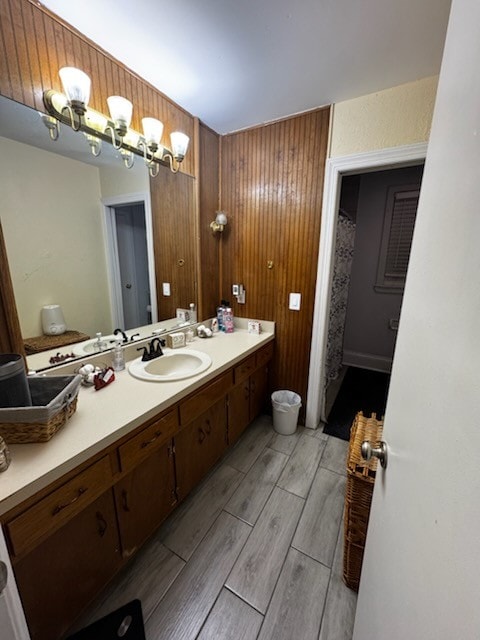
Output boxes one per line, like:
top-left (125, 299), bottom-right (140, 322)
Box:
top-left (73, 335), bottom-right (116, 356)
top-left (128, 349), bottom-right (212, 382)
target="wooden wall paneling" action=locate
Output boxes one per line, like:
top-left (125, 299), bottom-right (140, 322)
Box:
top-left (220, 108), bottom-right (330, 415)
top-left (197, 122), bottom-right (220, 320)
top-left (0, 221), bottom-right (25, 357)
top-left (150, 168), bottom-right (197, 320)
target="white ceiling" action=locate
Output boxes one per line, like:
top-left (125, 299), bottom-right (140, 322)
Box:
top-left (40, 0), bottom-right (452, 135)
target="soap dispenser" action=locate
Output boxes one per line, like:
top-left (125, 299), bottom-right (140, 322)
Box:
top-left (93, 332), bottom-right (108, 352)
top-left (112, 338), bottom-right (125, 371)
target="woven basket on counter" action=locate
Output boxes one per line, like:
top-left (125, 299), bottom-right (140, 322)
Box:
top-left (0, 375), bottom-right (81, 444)
top-left (343, 411), bottom-right (383, 591)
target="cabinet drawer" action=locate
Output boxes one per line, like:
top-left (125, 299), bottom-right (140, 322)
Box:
top-left (234, 355), bottom-right (256, 383)
top-left (179, 370), bottom-right (233, 425)
top-left (256, 341), bottom-right (274, 368)
top-left (7, 456), bottom-right (112, 557)
top-left (118, 409), bottom-right (178, 472)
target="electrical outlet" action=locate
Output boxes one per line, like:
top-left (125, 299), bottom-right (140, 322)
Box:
top-left (162, 282), bottom-right (171, 296)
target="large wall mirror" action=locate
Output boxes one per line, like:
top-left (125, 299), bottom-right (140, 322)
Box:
top-left (0, 95), bottom-right (197, 369)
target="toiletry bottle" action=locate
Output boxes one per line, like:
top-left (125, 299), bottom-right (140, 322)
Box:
top-left (93, 332), bottom-right (108, 352)
top-left (217, 300), bottom-right (228, 331)
top-left (223, 307), bottom-right (234, 333)
top-left (112, 338), bottom-right (125, 371)
top-left (189, 302), bottom-right (197, 324)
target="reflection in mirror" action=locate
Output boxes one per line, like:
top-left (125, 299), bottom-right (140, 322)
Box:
top-left (0, 95), bottom-right (195, 370)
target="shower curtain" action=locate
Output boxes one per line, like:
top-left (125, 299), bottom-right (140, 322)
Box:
top-left (323, 213), bottom-right (356, 409)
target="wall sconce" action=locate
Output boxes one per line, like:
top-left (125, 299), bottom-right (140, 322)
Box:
top-left (42, 67), bottom-right (190, 175)
top-left (210, 211), bottom-right (228, 233)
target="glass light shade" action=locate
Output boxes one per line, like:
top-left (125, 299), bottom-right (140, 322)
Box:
top-left (107, 96), bottom-right (133, 129)
top-left (85, 109), bottom-right (107, 133)
top-left (142, 117), bottom-right (164, 147)
top-left (215, 211), bottom-right (228, 226)
top-left (170, 131), bottom-right (189, 161)
top-left (59, 67), bottom-right (91, 108)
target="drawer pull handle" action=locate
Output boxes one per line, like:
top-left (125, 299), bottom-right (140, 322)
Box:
top-left (198, 428), bottom-right (206, 443)
top-left (52, 487), bottom-right (87, 515)
top-left (205, 420), bottom-right (212, 435)
top-left (96, 511), bottom-right (107, 537)
top-left (141, 430), bottom-right (162, 448)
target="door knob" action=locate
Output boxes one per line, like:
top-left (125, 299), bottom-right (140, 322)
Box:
top-left (361, 440), bottom-right (388, 469)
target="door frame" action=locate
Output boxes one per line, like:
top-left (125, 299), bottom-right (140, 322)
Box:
top-left (102, 191), bottom-right (157, 330)
top-left (305, 142), bottom-right (428, 428)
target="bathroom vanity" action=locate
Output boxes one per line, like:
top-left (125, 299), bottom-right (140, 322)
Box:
top-left (0, 324), bottom-right (274, 640)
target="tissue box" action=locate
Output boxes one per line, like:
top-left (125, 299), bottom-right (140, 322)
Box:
top-left (167, 332), bottom-right (186, 349)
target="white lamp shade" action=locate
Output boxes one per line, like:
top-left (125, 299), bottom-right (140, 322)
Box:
top-left (142, 117), bottom-right (164, 146)
top-left (170, 131), bottom-right (189, 160)
top-left (59, 67), bottom-right (91, 107)
top-left (107, 96), bottom-right (133, 128)
top-left (216, 211), bottom-right (228, 226)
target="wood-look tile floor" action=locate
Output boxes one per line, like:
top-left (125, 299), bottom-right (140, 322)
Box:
top-left (73, 415), bottom-right (357, 640)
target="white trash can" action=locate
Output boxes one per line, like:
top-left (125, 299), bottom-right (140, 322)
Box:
top-left (271, 390), bottom-right (302, 435)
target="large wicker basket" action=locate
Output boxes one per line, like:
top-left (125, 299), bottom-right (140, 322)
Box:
top-left (0, 375), bottom-right (81, 444)
top-left (343, 411), bottom-right (383, 591)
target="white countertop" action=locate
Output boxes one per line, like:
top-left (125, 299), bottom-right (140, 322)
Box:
top-left (0, 323), bottom-right (274, 516)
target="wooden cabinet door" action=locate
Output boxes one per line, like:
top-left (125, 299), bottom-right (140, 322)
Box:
top-left (250, 364), bottom-right (269, 420)
top-left (13, 490), bottom-right (121, 640)
top-left (228, 379), bottom-right (250, 446)
top-left (175, 398), bottom-right (228, 500)
top-left (114, 441), bottom-right (176, 557)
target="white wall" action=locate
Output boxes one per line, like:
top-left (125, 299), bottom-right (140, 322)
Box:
top-left (330, 75), bottom-right (438, 157)
top-left (0, 137), bottom-right (112, 338)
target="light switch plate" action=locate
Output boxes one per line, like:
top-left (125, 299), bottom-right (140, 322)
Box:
top-left (162, 282), bottom-right (171, 296)
top-left (289, 292), bottom-right (301, 311)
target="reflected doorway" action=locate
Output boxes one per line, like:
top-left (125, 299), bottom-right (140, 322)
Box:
top-left (103, 193), bottom-right (157, 331)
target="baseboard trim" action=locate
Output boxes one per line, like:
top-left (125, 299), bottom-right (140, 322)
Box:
top-left (343, 350), bottom-right (392, 373)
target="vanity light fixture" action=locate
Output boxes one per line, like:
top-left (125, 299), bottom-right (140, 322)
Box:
top-left (106, 96), bottom-right (133, 149)
top-left (58, 67), bottom-right (91, 130)
top-left (42, 66), bottom-right (190, 175)
top-left (83, 133), bottom-right (102, 157)
top-left (210, 211), bottom-right (228, 233)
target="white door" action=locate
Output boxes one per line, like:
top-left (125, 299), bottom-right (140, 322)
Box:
top-left (353, 2), bottom-right (480, 638)
top-left (0, 528), bottom-right (30, 639)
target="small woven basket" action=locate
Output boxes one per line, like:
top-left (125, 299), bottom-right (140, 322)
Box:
top-left (343, 411), bottom-right (383, 591)
top-left (0, 375), bottom-right (81, 444)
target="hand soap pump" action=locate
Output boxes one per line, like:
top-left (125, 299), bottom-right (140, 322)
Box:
top-left (189, 302), bottom-right (197, 324)
top-left (112, 338), bottom-right (125, 371)
top-left (93, 332), bottom-right (108, 352)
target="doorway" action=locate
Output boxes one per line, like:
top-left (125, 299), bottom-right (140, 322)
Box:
top-left (103, 193), bottom-right (157, 331)
top-left (323, 164), bottom-right (423, 439)
top-left (306, 143), bottom-right (428, 429)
